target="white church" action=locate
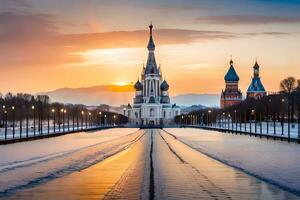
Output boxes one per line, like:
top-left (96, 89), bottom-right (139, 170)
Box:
top-left (124, 23), bottom-right (180, 126)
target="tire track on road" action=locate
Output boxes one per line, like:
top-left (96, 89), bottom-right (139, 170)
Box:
top-left (0, 131), bottom-right (145, 198)
top-left (158, 130), bottom-right (232, 200)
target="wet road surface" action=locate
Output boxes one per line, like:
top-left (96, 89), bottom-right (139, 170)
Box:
top-left (3, 129), bottom-right (299, 200)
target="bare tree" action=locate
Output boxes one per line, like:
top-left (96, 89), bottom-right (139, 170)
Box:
top-left (280, 77), bottom-right (297, 94)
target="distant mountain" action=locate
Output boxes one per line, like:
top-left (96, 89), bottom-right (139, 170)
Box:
top-left (171, 93), bottom-right (219, 107)
top-left (180, 104), bottom-right (207, 114)
top-left (38, 85), bottom-right (135, 106)
top-left (39, 86), bottom-right (220, 107)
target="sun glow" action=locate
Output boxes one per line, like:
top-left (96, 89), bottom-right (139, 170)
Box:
top-left (117, 81), bottom-right (128, 86)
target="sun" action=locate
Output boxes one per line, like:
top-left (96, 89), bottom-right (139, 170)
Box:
top-left (117, 81), bottom-right (127, 86)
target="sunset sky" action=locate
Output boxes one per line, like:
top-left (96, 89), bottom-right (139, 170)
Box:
top-left (1, 0), bottom-right (300, 97)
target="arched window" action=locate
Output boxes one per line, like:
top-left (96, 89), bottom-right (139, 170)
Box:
top-left (150, 108), bottom-right (154, 117)
top-left (135, 112), bottom-right (138, 118)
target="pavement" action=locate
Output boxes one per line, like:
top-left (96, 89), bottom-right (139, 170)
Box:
top-left (3, 129), bottom-right (299, 200)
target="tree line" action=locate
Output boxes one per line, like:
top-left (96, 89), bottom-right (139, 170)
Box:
top-left (0, 92), bottom-right (128, 125)
top-left (176, 76), bottom-right (300, 125)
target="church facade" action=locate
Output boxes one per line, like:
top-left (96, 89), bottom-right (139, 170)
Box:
top-left (220, 59), bottom-right (243, 108)
top-left (124, 24), bottom-right (180, 125)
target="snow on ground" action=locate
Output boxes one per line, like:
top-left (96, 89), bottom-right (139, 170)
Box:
top-left (0, 128), bottom-right (140, 196)
top-left (164, 128), bottom-right (300, 194)
top-left (0, 128), bottom-right (138, 165)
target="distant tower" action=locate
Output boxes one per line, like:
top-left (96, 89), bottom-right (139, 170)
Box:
top-left (246, 61), bottom-right (266, 99)
top-left (220, 59), bottom-right (243, 108)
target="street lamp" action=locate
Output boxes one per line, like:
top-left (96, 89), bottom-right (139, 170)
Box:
top-left (51, 109), bottom-right (55, 133)
top-left (208, 110), bottom-right (211, 127)
top-left (64, 109), bottom-right (69, 132)
top-left (61, 108), bottom-right (64, 133)
top-left (250, 109), bottom-right (255, 135)
top-left (252, 109), bottom-right (257, 134)
top-left (12, 106), bottom-right (15, 138)
top-left (32, 105), bottom-right (35, 136)
top-left (281, 98), bottom-right (285, 136)
top-left (113, 115), bottom-right (117, 126)
top-left (228, 113), bottom-right (231, 131)
top-left (88, 112), bottom-right (91, 128)
top-left (2, 105), bottom-right (5, 129)
top-left (4, 110), bottom-right (7, 139)
top-left (81, 111), bottom-right (84, 130)
top-left (234, 110), bottom-right (237, 132)
top-left (99, 111), bottom-right (102, 126)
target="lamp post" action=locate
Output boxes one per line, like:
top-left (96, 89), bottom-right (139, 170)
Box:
top-left (71, 110), bottom-right (74, 131)
top-left (66, 109), bottom-right (69, 132)
top-left (88, 112), bottom-right (91, 128)
top-left (52, 109), bottom-right (55, 133)
top-left (12, 106), bottom-right (15, 138)
top-left (99, 111), bottom-right (102, 127)
top-left (208, 110), bottom-right (211, 127)
top-left (253, 109), bottom-right (257, 134)
top-left (76, 109), bottom-right (79, 130)
top-left (222, 112), bottom-right (225, 129)
top-left (26, 105), bottom-right (29, 138)
top-left (266, 98), bottom-right (271, 136)
top-left (58, 108), bottom-right (61, 132)
top-left (228, 113), bottom-right (231, 131)
top-left (61, 108), bottom-right (64, 133)
top-left (113, 115), bottom-right (117, 126)
top-left (19, 106), bottom-right (22, 138)
top-left (81, 111), bottom-right (84, 130)
top-left (1, 105), bottom-right (5, 127)
top-left (32, 105), bottom-right (35, 136)
top-left (234, 110), bottom-right (237, 132)
top-left (104, 114), bottom-right (107, 126)
top-left (47, 108), bottom-right (50, 135)
top-left (4, 110), bottom-right (7, 140)
top-left (281, 98), bottom-right (285, 136)
top-left (86, 112), bottom-right (88, 129)
top-left (250, 109), bottom-right (255, 135)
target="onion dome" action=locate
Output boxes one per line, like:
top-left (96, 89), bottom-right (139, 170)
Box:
top-left (224, 59), bottom-right (239, 82)
top-left (160, 80), bottom-right (169, 91)
top-left (134, 80), bottom-right (143, 91)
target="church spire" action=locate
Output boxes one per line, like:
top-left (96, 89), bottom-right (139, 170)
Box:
top-left (144, 23), bottom-right (159, 75)
top-left (253, 60), bottom-right (260, 78)
top-left (149, 22), bottom-right (153, 36)
top-left (147, 22), bottom-right (155, 51)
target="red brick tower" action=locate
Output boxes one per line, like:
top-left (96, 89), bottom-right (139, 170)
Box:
top-left (220, 59), bottom-right (243, 108)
